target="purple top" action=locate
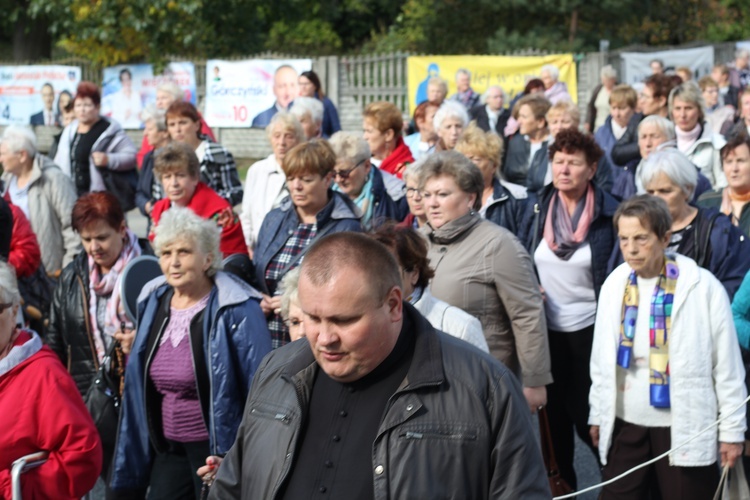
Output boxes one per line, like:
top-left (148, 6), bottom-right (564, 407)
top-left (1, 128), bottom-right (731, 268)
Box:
top-left (149, 295), bottom-right (210, 442)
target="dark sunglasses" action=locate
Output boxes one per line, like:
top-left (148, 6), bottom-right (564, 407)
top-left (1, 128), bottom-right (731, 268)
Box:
top-left (334, 159), bottom-right (366, 180)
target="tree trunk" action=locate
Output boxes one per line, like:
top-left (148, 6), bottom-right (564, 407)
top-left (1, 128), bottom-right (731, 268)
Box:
top-left (13, 12), bottom-right (52, 61)
top-left (568, 8), bottom-right (579, 45)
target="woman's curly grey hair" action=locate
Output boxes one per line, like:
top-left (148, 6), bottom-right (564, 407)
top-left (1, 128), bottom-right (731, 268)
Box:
top-left (153, 206), bottom-right (223, 277)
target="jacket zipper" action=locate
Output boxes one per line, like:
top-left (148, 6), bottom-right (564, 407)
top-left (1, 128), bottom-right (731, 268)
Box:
top-left (76, 274), bottom-right (99, 371)
top-left (187, 316), bottom-right (212, 452)
top-left (144, 314), bottom-right (170, 450)
top-left (399, 430), bottom-right (477, 441)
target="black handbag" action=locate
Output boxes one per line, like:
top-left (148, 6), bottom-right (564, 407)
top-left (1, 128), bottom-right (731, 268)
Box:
top-left (84, 340), bottom-right (124, 477)
top-left (98, 167), bottom-right (138, 212)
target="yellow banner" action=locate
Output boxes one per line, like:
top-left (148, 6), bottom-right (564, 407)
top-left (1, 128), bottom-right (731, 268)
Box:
top-left (407, 54), bottom-right (577, 114)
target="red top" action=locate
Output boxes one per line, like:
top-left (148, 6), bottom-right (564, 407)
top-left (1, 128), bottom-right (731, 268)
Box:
top-left (6, 201), bottom-right (41, 278)
top-left (150, 182), bottom-right (247, 257)
top-left (137, 116), bottom-right (215, 168)
top-left (379, 137), bottom-right (414, 179)
top-left (0, 331), bottom-right (103, 499)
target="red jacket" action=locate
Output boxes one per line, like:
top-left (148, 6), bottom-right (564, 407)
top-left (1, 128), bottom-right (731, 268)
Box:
top-left (137, 116), bottom-right (214, 168)
top-left (150, 182), bottom-right (247, 257)
top-left (0, 331), bottom-right (102, 499)
top-left (7, 202), bottom-right (41, 278)
top-left (379, 137), bottom-right (414, 179)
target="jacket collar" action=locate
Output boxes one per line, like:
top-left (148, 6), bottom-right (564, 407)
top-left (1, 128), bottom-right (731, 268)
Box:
top-left (538, 181), bottom-right (617, 220)
top-left (137, 271), bottom-right (261, 311)
top-left (278, 189), bottom-right (362, 224)
top-left (426, 212), bottom-right (482, 245)
top-left (0, 330), bottom-right (43, 378)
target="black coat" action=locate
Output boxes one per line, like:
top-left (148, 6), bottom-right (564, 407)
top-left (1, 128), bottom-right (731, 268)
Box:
top-left (610, 112), bottom-right (644, 167)
top-left (0, 196), bottom-right (11, 260)
top-left (470, 105), bottom-right (510, 138)
top-left (484, 177), bottom-right (527, 237)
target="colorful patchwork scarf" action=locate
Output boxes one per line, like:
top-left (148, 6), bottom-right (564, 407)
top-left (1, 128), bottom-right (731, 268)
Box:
top-left (618, 255), bottom-right (679, 408)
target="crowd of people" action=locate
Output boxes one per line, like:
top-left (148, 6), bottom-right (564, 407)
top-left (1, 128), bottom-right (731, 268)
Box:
top-left (2, 55), bottom-right (750, 499)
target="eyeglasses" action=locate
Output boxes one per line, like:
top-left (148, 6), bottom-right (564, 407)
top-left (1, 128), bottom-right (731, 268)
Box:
top-left (334, 160), bottom-right (366, 180)
top-left (405, 187), bottom-right (422, 198)
top-left (0, 303), bottom-right (13, 315)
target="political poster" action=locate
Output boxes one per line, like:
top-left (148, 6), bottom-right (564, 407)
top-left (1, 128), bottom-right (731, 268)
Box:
top-left (620, 47), bottom-right (714, 84)
top-left (0, 65), bottom-right (80, 126)
top-left (101, 62), bottom-right (197, 129)
top-left (204, 59), bottom-right (312, 128)
top-left (406, 54), bottom-right (577, 114)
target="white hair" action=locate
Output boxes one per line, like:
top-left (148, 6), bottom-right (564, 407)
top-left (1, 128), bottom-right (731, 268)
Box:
top-left (403, 157), bottom-right (426, 184)
top-left (638, 115), bottom-right (676, 141)
top-left (1, 125), bottom-right (37, 157)
top-left (156, 81), bottom-right (184, 102)
top-left (328, 131), bottom-right (370, 165)
top-left (540, 64), bottom-right (560, 81)
top-left (153, 207), bottom-right (223, 277)
top-left (290, 97), bottom-right (324, 125)
top-left (279, 266), bottom-right (301, 321)
top-left (600, 65), bottom-right (617, 80)
top-left (456, 68), bottom-right (471, 79)
top-left (481, 85), bottom-right (506, 105)
top-left (433, 101), bottom-right (469, 131)
top-left (140, 105), bottom-right (167, 131)
top-left (266, 112), bottom-right (305, 144)
top-left (737, 49), bottom-right (750, 60)
top-left (0, 261), bottom-right (21, 306)
top-left (639, 149), bottom-right (698, 199)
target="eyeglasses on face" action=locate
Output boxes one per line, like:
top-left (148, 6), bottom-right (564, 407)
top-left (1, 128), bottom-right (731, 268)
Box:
top-left (405, 187), bottom-right (422, 198)
top-left (334, 159), bottom-right (366, 180)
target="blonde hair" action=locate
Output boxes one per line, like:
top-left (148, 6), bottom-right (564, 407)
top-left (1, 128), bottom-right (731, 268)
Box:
top-left (454, 122), bottom-right (503, 176)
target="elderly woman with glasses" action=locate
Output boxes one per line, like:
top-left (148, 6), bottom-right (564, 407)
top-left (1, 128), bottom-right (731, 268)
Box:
top-left (589, 195), bottom-right (746, 500)
top-left (254, 140), bottom-right (362, 348)
top-left (0, 261), bottom-right (102, 499)
top-left (639, 148), bottom-right (750, 297)
top-left (110, 208), bottom-right (271, 499)
top-left (329, 131), bottom-right (407, 229)
top-left (399, 160), bottom-right (428, 229)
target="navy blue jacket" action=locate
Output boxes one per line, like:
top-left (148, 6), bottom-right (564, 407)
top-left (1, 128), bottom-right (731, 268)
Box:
top-left (484, 177), bottom-right (527, 237)
top-left (320, 95), bottom-right (341, 138)
top-left (110, 273), bottom-right (272, 492)
top-left (368, 167), bottom-right (408, 229)
top-left (135, 149), bottom-right (157, 217)
top-left (522, 183), bottom-right (620, 300)
top-left (254, 190), bottom-right (362, 294)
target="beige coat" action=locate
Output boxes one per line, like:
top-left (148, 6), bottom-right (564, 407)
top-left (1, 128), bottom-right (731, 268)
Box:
top-left (1, 155), bottom-right (80, 273)
top-left (426, 213), bottom-right (552, 387)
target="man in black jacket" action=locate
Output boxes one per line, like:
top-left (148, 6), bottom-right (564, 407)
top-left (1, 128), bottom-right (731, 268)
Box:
top-left (206, 232), bottom-right (550, 499)
top-left (470, 85), bottom-right (511, 137)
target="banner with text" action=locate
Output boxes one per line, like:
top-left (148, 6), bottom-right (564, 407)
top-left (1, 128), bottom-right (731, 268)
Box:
top-left (620, 47), bottom-right (714, 84)
top-left (0, 65), bottom-right (81, 126)
top-left (204, 59), bottom-right (312, 128)
top-left (101, 62), bottom-right (197, 129)
top-left (406, 54), bottom-right (577, 114)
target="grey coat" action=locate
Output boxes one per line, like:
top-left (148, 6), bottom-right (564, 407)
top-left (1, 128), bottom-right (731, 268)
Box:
top-left (425, 213), bottom-right (552, 387)
top-left (208, 303), bottom-right (550, 499)
top-left (1, 155), bottom-right (80, 273)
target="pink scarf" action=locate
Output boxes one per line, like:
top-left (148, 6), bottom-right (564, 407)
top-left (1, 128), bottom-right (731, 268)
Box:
top-left (88, 229), bottom-right (141, 363)
top-left (543, 184), bottom-right (595, 260)
top-left (675, 123), bottom-right (701, 153)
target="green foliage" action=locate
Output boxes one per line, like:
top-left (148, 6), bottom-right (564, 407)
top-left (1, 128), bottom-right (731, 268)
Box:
top-left (266, 19), bottom-right (343, 55)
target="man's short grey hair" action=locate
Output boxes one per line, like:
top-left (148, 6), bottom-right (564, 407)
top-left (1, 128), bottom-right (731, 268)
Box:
top-left (540, 64), bottom-right (560, 81)
top-left (736, 49), bottom-right (750, 60)
top-left (328, 131), bottom-right (370, 166)
top-left (456, 68), bottom-right (471, 80)
top-left (418, 151), bottom-right (483, 211)
top-left (1, 125), bottom-right (38, 157)
top-left (156, 81), bottom-right (184, 102)
top-left (600, 65), bottom-right (617, 80)
top-left (427, 76), bottom-right (448, 95)
top-left (638, 115), bottom-right (676, 141)
top-left (140, 105), bottom-right (167, 132)
top-left (266, 112), bottom-right (305, 144)
top-left (153, 207), bottom-right (223, 277)
top-left (481, 85), bottom-right (506, 105)
top-left (279, 266), bottom-right (301, 321)
top-left (403, 157), bottom-right (426, 184)
top-left (433, 101), bottom-right (469, 131)
top-left (0, 261), bottom-right (21, 306)
top-left (668, 81), bottom-right (706, 124)
top-left (638, 148), bottom-right (698, 199)
top-left (290, 97), bottom-right (324, 125)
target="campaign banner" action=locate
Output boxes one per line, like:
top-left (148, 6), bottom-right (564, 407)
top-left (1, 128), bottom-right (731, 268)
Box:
top-left (620, 47), bottom-right (714, 84)
top-left (0, 65), bottom-right (80, 126)
top-left (101, 62), bottom-right (197, 129)
top-left (406, 54), bottom-right (577, 114)
top-left (204, 59), bottom-right (312, 128)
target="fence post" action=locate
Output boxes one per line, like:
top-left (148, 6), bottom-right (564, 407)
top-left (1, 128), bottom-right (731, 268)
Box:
top-left (327, 55), bottom-right (339, 107)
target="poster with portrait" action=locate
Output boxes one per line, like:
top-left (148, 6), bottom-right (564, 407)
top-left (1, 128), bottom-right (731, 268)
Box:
top-left (406, 54), bottom-right (577, 114)
top-left (204, 59), bottom-right (312, 128)
top-left (101, 62), bottom-right (197, 129)
top-left (0, 65), bottom-right (80, 126)
top-left (620, 47), bottom-right (714, 84)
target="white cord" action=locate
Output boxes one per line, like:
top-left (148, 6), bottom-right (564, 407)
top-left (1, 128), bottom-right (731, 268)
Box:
top-left (552, 394), bottom-right (750, 500)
